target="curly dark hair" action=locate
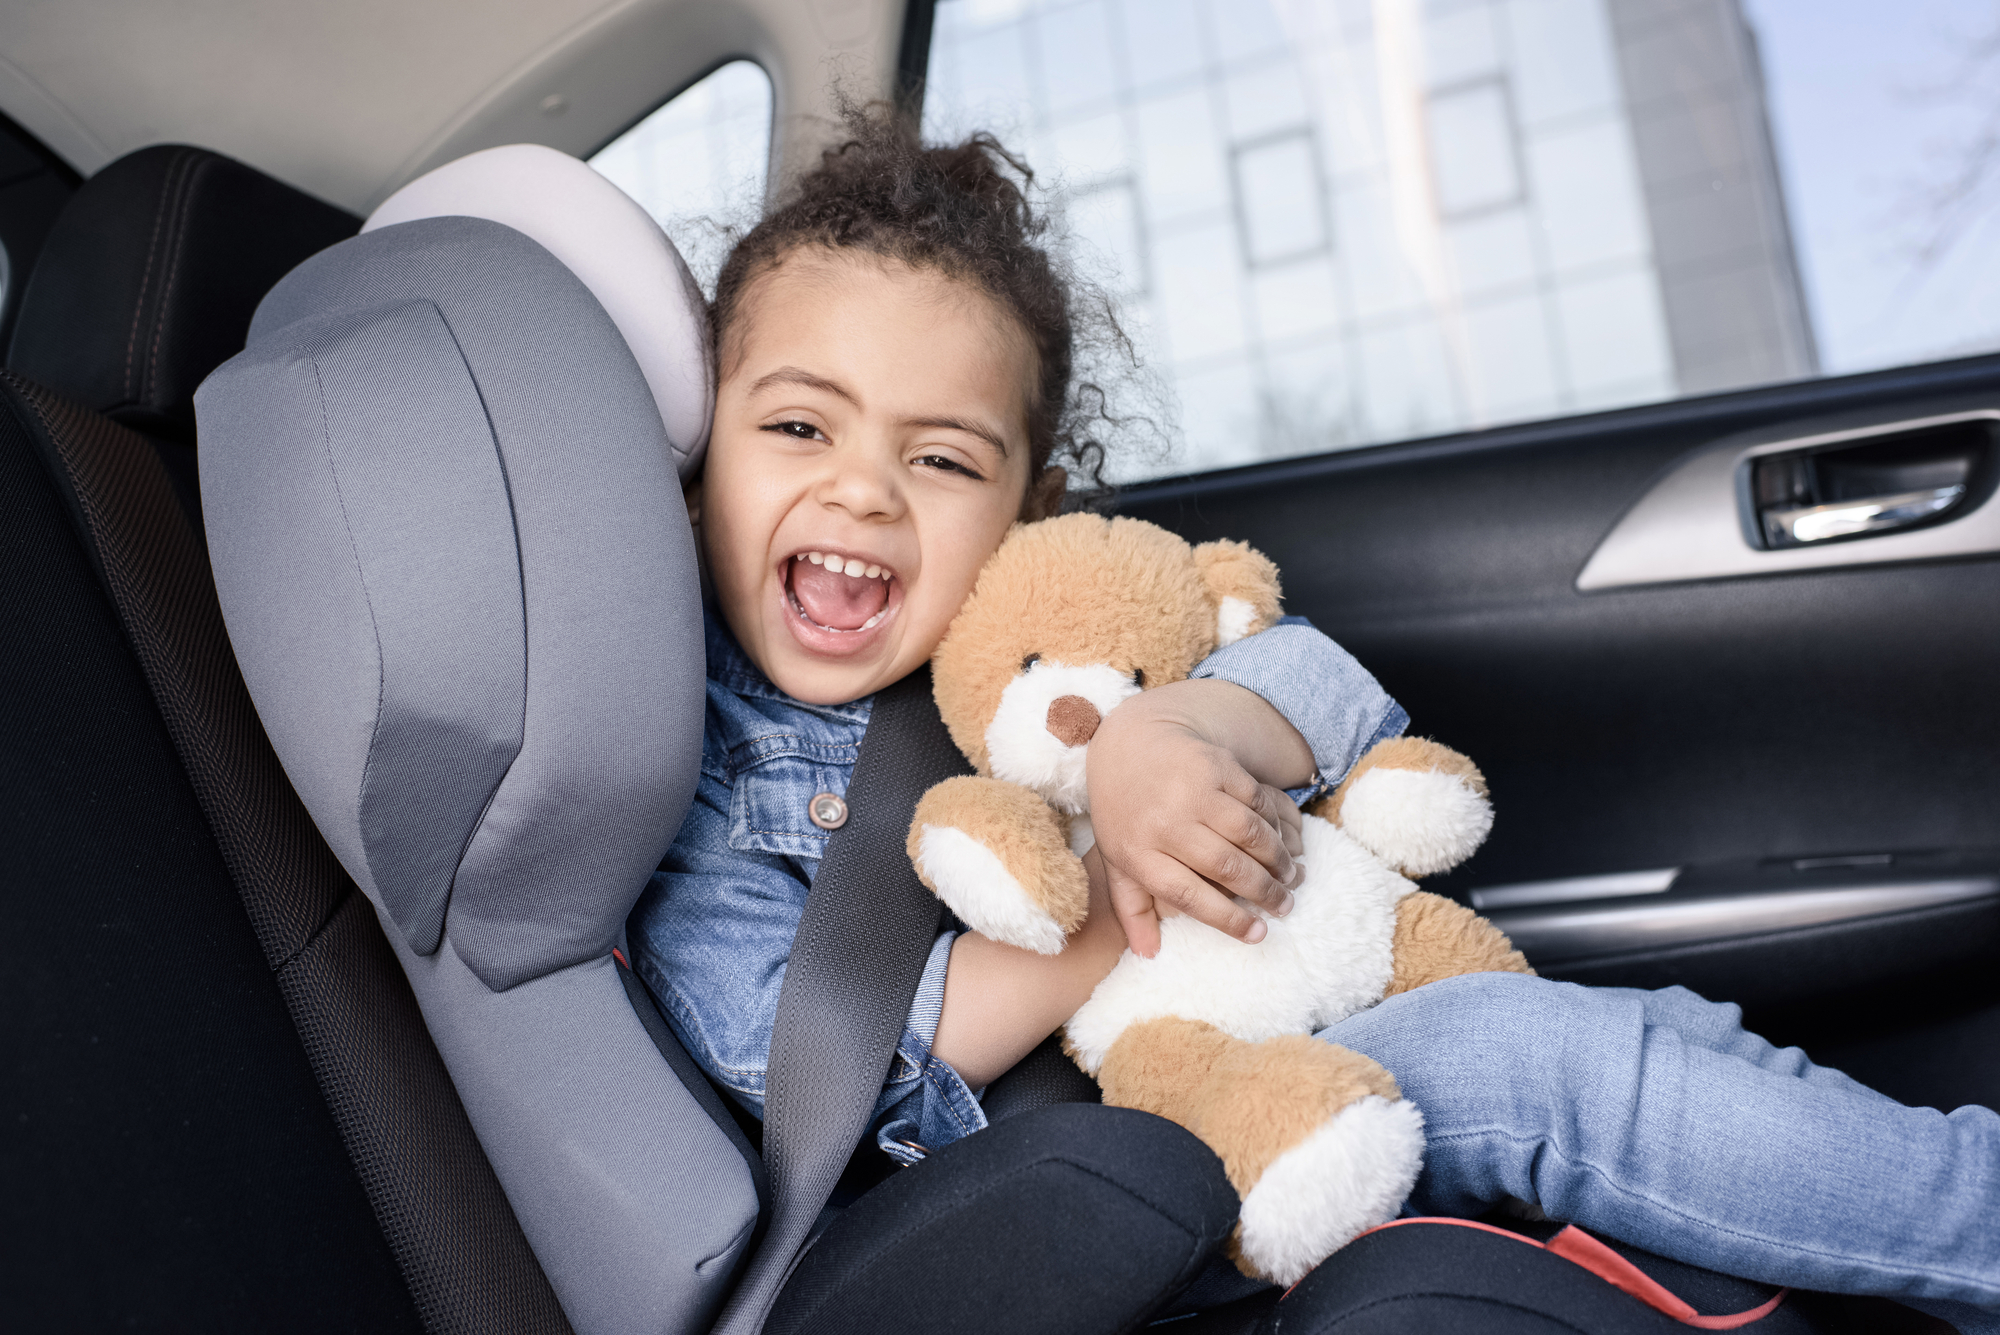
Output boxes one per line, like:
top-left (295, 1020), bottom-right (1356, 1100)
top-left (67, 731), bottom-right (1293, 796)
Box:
top-left (711, 106), bottom-right (1146, 495)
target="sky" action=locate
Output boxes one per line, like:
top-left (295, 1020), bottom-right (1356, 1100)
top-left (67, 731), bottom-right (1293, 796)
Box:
top-left (1740, 0), bottom-right (2000, 375)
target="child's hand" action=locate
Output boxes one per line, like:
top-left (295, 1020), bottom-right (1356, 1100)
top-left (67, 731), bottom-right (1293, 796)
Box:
top-left (1085, 679), bottom-right (1313, 958)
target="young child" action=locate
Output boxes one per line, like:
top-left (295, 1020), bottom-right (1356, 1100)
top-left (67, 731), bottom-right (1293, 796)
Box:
top-left (626, 115), bottom-right (1999, 1331)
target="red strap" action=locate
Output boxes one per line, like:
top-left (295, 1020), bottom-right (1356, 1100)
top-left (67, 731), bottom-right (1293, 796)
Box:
top-left (1351, 1218), bottom-right (1789, 1329)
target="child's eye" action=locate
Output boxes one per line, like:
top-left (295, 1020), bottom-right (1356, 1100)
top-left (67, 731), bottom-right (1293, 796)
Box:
top-left (917, 453), bottom-right (987, 481)
top-left (762, 420), bottom-right (824, 441)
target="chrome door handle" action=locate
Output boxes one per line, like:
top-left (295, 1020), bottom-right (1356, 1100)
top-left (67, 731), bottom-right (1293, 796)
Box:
top-left (1762, 483), bottom-right (1966, 547)
top-left (1576, 405), bottom-right (2000, 590)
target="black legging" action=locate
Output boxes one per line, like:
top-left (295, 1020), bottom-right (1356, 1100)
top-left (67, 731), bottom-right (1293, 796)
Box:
top-left (765, 1104), bottom-right (1239, 1335)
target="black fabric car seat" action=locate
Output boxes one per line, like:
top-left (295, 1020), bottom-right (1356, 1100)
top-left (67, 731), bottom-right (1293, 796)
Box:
top-left (5, 144), bottom-right (359, 444)
top-left (0, 145), bottom-right (572, 1334)
top-left (5, 144), bottom-right (359, 534)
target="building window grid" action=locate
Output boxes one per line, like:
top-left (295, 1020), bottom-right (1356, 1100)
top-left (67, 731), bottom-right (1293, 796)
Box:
top-left (1426, 76), bottom-right (1529, 221)
top-left (927, 0), bottom-right (1679, 469)
top-left (1230, 127), bottom-right (1336, 270)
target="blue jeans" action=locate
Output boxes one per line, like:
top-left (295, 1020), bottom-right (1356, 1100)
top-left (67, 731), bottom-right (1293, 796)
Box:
top-left (1318, 972), bottom-right (2000, 1333)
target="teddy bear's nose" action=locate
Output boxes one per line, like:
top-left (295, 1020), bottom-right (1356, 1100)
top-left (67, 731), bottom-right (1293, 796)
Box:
top-left (1046, 695), bottom-right (1101, 747)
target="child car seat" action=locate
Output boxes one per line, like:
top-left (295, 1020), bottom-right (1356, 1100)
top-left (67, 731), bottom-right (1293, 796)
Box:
top-left (0, 144), bottom-right (573, 1333)
top-left (195, 146), bottom-right (759, 1335)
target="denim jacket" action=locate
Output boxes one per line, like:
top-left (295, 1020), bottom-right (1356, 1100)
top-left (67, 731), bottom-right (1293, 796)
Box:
top-left (626, 609), bottom-right (1409, 1165)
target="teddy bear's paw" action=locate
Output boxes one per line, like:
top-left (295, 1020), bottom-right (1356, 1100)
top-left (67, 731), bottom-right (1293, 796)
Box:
top-left (913, 824), bottom-right (1077, 955)
top-left (1338, 766), bottom-right (1494, 877)
top-left (909, 776), bottom-right (1090, 953)
top-left (1235, 1093), bottom-right (1426, 1286)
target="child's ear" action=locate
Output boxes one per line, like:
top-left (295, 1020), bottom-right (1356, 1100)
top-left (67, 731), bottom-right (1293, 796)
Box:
top-left (1021, 464), bottom-right (1067, 521)
top-left (1192, 540), bottom-right (1283, 646)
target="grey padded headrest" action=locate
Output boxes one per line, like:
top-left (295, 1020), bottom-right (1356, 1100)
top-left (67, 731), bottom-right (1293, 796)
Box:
top-left (365, 144), bottom-right (713, 478)
top-left (196, 216), bottom-right (704, 992)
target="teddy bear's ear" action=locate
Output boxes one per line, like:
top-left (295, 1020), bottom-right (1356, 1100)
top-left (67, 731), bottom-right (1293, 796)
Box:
top-left (1193, 540), bottom-right (1283, 647)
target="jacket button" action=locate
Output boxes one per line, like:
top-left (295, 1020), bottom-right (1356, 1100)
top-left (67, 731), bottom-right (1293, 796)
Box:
top-left (809, 792), bottom-right (849, 830)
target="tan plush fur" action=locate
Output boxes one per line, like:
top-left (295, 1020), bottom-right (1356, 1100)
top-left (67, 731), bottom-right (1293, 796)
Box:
top-left (931, 515), bottom-right (1229, 774)
top-left (1385, 891), bottom-right (1534, 996)
top-left (1099, 1017), bottom-right (1404, 1276)
top-left (1310, 735), bottom-right (1488, 827)
top-left (1192, 539), bottom-right (1284, 638)
top-left (909, 775), bottom-right (1090, 932)
top-left (913, 514), bottom-right (1521, 1280)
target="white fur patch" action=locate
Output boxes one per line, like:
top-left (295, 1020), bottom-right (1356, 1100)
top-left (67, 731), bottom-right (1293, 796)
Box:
top-left (1237, 1094), bottom-right (1426, 1286)
top-left (1215, 595), bottom-right (1257, 646)
top-left (1063, 816), bottom-right (1409, 1073)
top-left (1338, 768), bottom-right (1494, 877)
top-left (914, 825), bottom-right (1067, 955)
top-left (983, 661), bottom-right (1142, 814)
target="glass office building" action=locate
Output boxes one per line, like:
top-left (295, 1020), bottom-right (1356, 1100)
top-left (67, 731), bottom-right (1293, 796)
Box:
top-left (596, 0), bottom-right (1815, 479)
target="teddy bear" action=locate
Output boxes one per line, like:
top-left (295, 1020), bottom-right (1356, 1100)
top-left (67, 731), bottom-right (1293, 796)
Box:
top-left (905, 512), bottom-right (1533, 1285)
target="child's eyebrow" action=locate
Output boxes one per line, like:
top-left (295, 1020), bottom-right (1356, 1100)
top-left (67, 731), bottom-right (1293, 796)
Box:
top-left (902, 414), bottom-right (1010, 458)
top-left (748, 366), bottom-right (857, 404)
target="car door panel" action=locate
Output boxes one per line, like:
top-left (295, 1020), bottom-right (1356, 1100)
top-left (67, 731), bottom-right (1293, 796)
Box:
top-left (1118, 354), bottom-right (2000, 1027)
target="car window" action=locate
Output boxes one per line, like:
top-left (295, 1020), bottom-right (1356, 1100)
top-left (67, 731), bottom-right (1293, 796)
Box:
top-left (591, 59), bottom-right (774, 288)
top-left (919, 0), bottom-right (2000, 480)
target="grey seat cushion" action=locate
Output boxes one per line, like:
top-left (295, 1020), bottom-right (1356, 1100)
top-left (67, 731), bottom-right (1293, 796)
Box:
top-left (196, 216), bottom-right (756, 1335)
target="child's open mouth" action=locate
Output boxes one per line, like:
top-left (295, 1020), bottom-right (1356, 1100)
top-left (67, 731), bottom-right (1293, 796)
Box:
top-left (783, 550), bottom-right (901, 652)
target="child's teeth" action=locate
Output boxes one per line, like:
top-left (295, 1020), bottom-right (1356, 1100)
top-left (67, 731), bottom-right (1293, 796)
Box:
top-left (796, 552), bottom-right (891, 581)
top-left (861, 610), bottom-right (884, 629)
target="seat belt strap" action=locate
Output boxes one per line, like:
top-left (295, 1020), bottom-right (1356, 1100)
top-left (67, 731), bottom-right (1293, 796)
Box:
top-left (711, 665), bottom-right (969, 1335)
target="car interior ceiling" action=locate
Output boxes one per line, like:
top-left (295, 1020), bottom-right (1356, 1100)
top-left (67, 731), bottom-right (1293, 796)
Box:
top-left (1, 0), bottom-right (1995, 1332)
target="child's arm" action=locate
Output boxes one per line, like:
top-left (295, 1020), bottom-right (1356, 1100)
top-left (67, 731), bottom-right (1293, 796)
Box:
top-left (1095, 620), bottom-right (1408, 957)
top-left (930, 843), bottom-right (1128, 1088)
top-left (930, 683), bottom-right (1318, 1085)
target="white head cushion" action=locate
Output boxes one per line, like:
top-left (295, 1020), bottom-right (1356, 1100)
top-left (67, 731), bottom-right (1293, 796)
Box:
top-left (365, 144), bottom-right (712, 477)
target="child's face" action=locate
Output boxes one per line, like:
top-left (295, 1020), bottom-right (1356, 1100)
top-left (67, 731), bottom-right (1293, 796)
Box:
top-left (700, 248), bottom-right (1046, 706)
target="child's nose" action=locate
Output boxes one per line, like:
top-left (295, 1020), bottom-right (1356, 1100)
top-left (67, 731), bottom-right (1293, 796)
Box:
top-left (1046, 695), bottom-right (1100, 747)
top-left (816, 448), bottom-right (902, 520)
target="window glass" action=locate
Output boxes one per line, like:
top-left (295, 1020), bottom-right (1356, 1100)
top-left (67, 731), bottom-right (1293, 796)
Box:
top-left (921, 0), bottom-right (2000, 480)
top-left (1745, 0), bottom-right (2000, 377)
top-left (591, 59), bottom-right (774, 289)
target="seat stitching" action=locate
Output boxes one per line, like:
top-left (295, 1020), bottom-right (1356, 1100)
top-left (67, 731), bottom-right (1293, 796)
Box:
top-left (144, 152), bottom-right (211, 408)
top-left (304, 350), bottom-right (392, 890)
top-left (121, 148), bottom-right (191, 403)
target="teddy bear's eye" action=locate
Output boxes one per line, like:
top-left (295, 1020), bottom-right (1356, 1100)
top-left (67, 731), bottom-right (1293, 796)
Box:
top-left (1131, 667), bottom-right (1146, 687)
top-left (1021, 652), bottom-right (1041, 673)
